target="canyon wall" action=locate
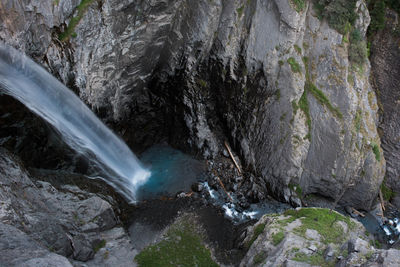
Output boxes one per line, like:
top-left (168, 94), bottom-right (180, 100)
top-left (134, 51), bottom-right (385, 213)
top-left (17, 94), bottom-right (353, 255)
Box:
top-left (0, 0), bottom-right (387, 209)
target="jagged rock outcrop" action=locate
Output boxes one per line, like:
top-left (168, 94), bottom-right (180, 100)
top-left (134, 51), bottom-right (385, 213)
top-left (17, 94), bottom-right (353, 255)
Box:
top-left (0, 0), bottom-right (385, 209)
top-left (370, 9), bottom-right (400, 198)
top-left (0, 148), bottom-right (136, 265)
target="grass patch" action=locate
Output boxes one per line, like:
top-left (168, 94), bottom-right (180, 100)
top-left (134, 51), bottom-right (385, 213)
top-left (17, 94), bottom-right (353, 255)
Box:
top-left (135, 220), bottom-right (218, 267)
top-left (371, 142), bottom-right (381, 161)
top-left (381, 179), bottom-right (395, 201)
top-left (291, 0), bottom-right (306, 12)
top-left (292, 100), bottom-right (299, 115)
top-left (253, 252), bottom-right (267, 265)
top-left (292, 251), bottom-right (332, 266)
top-left (306, 81), bottom-right (343, 119)
top-left (370, 239), bottom-right (382, 249)
top-left (354, 108), bottom-right (362, 132)
top-left (299, 90), bottom-right (311, 139)
top-left (246, 223), bottom-right (266, 249)
top-left (272, 231), bottom-right (285, 245)
top-left (287, 57), bottom-right (301, 73)
top-left (93, 239), bottom-right (106, 253)
top-left (276, 89), bottom-right (281, 100)
top-left (59, 0), bottom-right (96, 41)
top-left (284, 208), bottom-right (356, 244)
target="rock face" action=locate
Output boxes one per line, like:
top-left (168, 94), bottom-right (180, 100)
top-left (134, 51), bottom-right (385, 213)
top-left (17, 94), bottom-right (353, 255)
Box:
top-left (370, 9), bottom-right (400, 195)
top-left (0, 148), bottom-right (136, 265)
top-left (240, 208), bottom-right (400, 267)
top-left (0, 0), bottom-right (386, 209)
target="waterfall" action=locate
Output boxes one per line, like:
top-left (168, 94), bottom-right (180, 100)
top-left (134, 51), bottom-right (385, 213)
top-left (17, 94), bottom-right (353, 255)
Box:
top-left (0, 44), bottom-right (150, 203)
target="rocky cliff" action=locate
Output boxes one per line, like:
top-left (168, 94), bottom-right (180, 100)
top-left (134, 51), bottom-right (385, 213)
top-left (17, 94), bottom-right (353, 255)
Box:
top-left (0, 0), bottom-right (387, 209)
top-left (370, 8), bottom-right (400, 202)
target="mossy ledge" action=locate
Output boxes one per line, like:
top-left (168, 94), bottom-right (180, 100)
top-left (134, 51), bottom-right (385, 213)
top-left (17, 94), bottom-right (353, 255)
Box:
top-left (134, 216), bottom-right (218, 267)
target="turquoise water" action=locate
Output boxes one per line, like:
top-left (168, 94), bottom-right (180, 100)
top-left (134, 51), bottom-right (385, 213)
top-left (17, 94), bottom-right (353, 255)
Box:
top-left (137, 144), bottom-right (206, 200)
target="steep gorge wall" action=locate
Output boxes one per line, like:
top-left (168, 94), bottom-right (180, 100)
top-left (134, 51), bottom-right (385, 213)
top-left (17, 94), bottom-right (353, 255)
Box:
top-left (370, 9), bottom-right (400, 198)
top-left (0, 0), bottom-right (386, 210)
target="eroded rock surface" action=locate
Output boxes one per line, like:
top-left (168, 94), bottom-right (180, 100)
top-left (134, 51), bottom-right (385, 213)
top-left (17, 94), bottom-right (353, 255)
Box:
top-left (370, 9), bottom-right (400, 196)
top-left (0, 0), bottom-right (386, 210)
top-left (0, 148), bottom-right (136, 265)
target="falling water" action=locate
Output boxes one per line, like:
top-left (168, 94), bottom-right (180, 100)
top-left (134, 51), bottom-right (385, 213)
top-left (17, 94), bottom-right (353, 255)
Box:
top-left (0, 44), bottom-right (150, 203)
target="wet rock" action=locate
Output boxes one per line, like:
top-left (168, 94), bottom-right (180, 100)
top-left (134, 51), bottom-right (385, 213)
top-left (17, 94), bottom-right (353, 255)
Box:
top-left (289, 196), bottom-right (302, 208)
top-left (191, 182), bottom-right (204, 193)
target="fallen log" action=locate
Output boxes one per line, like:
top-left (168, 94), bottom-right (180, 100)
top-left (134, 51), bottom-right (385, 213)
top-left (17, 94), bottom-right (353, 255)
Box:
top-left (224, 141), bottom-right (242, 174)
top-left (379, 189), bottom-right (386, 211)
top-left (352, 208), bottom-right (365, 217)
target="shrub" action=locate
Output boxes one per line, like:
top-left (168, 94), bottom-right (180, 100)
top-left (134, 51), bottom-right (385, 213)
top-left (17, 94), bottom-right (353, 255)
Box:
top-left (349, 39), bottom-right (367, 66)
top-left (313, 0), bottom-right (358, 34)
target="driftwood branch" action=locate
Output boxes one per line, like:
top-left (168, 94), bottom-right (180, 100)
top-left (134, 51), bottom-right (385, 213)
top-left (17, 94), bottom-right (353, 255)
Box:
top-left (224, 141), bottom-right (242, 174)
top-left (352, 208), bottom-right (365, 217)
top-left (379, 189), bottom-right (385, 211)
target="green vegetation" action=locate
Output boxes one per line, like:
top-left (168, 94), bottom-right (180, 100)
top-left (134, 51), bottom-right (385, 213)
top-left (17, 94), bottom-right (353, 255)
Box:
top-left (287, 57), bottom-right (302, 73)
top-left (276, 89), bottom-right (281, 100)
top-left (313, 0), bottom-right (367, 65)
top-left (306, 82), bottom-right (343, 119)
top-left (371, 142), bottom-right (381, 161)
top-left (135, 220), bottom-right (218, 267)
top-left (354, 108), bottom-right (362, 132)
top-left (313, 0), bottom-right (358, 34)
top-left (349, 29), bottom-right (368, 66)
top-left (291, 0), bottom-right (306, 12)
top-left (272, 231), bottom-right (285, 245)
top-left (278, 60), bottom-right (284, 66)
top-left (292, 100), bottom-right (299, 115)
top-left (292, 251), bottom-right (331, 266)
top-left (294, 44), bottom-right (302, 54)
top-left (381, 179), bottom-right (395, 201)
top-left (237, 5), bottom-right (245, 17)
top-left (246, 223), bottom-right (266, 249)
top-left (93, 239), bottom-right (106, 253)
top-left (253, 252), bottom-right (267, 265)
top-left (370, 239), bottom-right (382, 249)
top-left (284, 208), bottom-right (356, 244)
top-left (289, 183), bottom-right (303, 197)
top-left (368, 0), bottom-right (400, 36)
top-left (59, 0), bottom-right (96, 41)
top-left (299, 90), bottom-right (311, 139)
top-left (197, 79), bottom-right (208, 88)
